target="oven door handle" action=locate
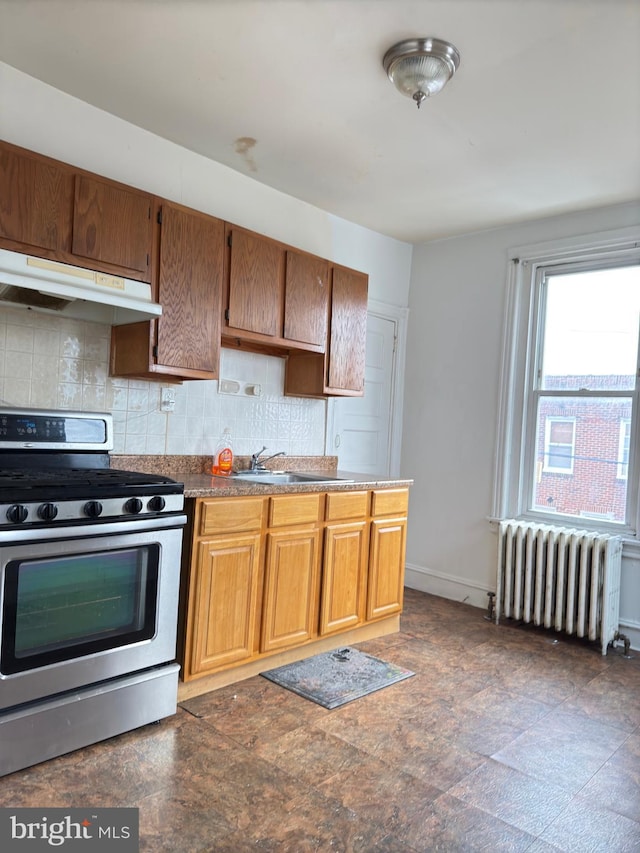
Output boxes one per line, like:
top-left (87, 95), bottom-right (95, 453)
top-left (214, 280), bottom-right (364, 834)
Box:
top-left (0, 513), bottom-right (187, 544)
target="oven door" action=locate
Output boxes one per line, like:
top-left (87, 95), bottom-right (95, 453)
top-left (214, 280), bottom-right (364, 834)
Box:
top-left (0, 514), bottom-right (186, 711)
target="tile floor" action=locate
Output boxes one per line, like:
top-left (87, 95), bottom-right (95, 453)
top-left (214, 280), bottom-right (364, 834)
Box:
top-left (1, 589), bottom-right (639, 852)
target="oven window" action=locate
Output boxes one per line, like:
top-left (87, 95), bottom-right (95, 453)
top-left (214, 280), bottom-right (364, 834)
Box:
top-left (1, 546), bottom-right (159, 675)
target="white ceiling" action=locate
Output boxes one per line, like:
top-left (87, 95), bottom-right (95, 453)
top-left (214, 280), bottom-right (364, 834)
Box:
top-left (1, 0), bottom-right (639, 244)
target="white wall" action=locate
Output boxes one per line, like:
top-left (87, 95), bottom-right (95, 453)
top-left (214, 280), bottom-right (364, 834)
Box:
top-left (403, 201), bottom-right (640, 647)
top-left (0, 62), bottom-right (412, 458)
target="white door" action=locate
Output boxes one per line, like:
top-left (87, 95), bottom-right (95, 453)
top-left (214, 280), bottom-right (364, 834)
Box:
top-left (330, 312), bottom-right (398, 476)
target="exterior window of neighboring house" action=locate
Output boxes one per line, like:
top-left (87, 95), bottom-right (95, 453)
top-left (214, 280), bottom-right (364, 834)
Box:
top-left (542, 417), bottom-right (575, 473)
top-left (618, 418), bottom-right (631, 480)
top-left (493, 227), bottom-right (640, 534)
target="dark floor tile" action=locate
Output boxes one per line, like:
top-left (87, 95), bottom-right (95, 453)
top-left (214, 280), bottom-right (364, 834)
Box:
top-left (137, 787), bottom-right (235, 852)
top-left (563, 667), bottom-right (640, 732)
top-left (130, 713), bottom-right (245, 776)
top-left (578, 731), bottom-right (640, 823)
top-left (492, 706), bottom-right (629, 794)
top-left (14, 736), bottom-right (163, 807)
top-left (184, 676), bottom-right (328, 748)
top-left (372, 836), bottom-right (424, 853)
top-left (393, 731), bottom-right (487, 792)
top-left (315, 752), bottom-right (441, 835)
top-left (491, 658), bottom-right (598, 705)
top-left (525, 839), bottom-right (573, 852)
top-left (539, 797), bottom-right (640, 852)
top-left (196, 752), bottom-right (311, 834)
top-left (315, 698), bottom-right (484, 791)
top-left (396, 791), bottom-right (537, 852)
top-left (356, 631), bottom-right (418, 656)
top-left (455, 685), bottom-right (554, 730)
top-left (379, 640), bottom-right (494, 705)
top-left (0, 764), bottom-right (72, 808)
top-left (248, 785), bottom-right (387, 852)
top-left (254, 725), bottom-right (371, 787)
top-left (448, 758), bottom-right (572, 835)
top-left (2, 589), bottom-right (638, 853)
top-left (445, 714), bottom-right (524, 757)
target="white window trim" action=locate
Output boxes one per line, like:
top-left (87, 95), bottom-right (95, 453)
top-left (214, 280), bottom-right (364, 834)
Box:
top-left (492, 224), bottom-right (640, 538)
top-left (618, 418), bottom-right (631, 480)
top-left (543, 416), bottom-right (576, 474)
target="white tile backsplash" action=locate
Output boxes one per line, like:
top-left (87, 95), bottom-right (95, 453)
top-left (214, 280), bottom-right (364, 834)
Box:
top-left (0, 307), bottom-right (327, 456)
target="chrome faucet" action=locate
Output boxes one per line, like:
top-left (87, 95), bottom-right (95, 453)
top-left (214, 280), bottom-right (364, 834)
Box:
top-left (250, 447), bottom-right (286, 471)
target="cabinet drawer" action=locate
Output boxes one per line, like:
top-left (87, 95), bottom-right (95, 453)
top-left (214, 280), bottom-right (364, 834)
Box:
top-left (199, 497), bottom-right (265, 536)
top-left (269, 493), bottom-right (322, 527)
top-left (325, 490), bottom-right (369, 521)
top-left (371, 489), bottom-right (409, 517)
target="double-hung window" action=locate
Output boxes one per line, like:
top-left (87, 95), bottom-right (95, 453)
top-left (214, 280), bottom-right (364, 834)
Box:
top-left (494, 227), bottom-right (640, 535)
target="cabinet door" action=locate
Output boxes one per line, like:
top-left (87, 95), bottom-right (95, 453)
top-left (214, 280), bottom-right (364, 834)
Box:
top-left (0, 142), bottom-right (73, 254)
top-left (227, 227), bottom-right (284, 336)
top-left (327, 266), bottom-right (368, 392)
top-left (188, 533), bottom-right (262, 676)
top-left (155, 202), bottom-right (224, 374)
top-left (367, 518), bottom-right (407, 620)
top-left (320, 521), bottom-right (369, 635)
top-left (283, 264), bottom-right (369, 398)
top-left (261, 528), bottom-right (321, 652)
top-left (283, 250), bottom-right (329, 347)
top-left (72, 175), bottom-right (153, 281)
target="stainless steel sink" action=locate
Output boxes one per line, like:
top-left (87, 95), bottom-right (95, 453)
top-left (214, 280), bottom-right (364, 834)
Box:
top-left (229, 471), bottom-right (354, 486)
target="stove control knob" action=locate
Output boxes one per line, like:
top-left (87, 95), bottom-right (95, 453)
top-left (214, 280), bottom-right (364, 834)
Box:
top-left (84, 500), bottom-right (103, 519)
top-left (124, 497), bottom-right (143, 515)
top-left (147, 496), bottom-right (166, 512)
top-left (38, 502), bottom-right (58, 521)
top-left (7, 504), bottom-right (28, 524)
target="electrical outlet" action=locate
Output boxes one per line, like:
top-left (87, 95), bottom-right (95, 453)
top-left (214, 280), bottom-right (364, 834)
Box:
top-left (219, 379), bottom-right (240, 395)
top-left (160, 387), bottom-right (176, 412)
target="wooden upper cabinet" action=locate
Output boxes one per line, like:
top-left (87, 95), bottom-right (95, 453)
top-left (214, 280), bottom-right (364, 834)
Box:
top-left (226, 226), bottom-right (284, 337)
top-left (72, 175), bottom-right (153, 281)
top-left (327, 265), bottom-right (368, 392)
top-left (284, 264), bottom-right (369, 398)
top-left (283, 250), bottom-right (329, 347)
top-left (0, 141), bottom-right (153, 283)
top-left (0, 141), bottom-right (73, 254)
top-left (155, 202), bottom-right (223, 374)
top-left (223, 226), bottom-right (329, 355)
top-left (110, 201), bottom-right (224, 381)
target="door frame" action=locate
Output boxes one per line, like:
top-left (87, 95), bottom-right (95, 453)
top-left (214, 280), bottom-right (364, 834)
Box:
top-left (326, 299), bottom-right (409, 477)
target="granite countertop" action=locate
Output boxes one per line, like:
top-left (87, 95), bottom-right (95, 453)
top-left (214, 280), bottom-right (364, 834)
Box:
top-left (177, 471), bottom-right (413, 498)
top-left (109, 455), bottom-right (412, 498)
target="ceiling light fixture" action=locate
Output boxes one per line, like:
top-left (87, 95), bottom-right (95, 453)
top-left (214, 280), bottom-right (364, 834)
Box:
top-left (383, 37), bottom-right (460, 108)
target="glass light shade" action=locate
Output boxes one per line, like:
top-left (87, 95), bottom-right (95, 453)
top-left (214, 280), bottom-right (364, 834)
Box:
top-left (383, 38), bottom-right (460, 107)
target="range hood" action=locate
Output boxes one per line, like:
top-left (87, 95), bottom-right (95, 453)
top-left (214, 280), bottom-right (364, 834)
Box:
top-left (0, 249), bottom-right (162, 325)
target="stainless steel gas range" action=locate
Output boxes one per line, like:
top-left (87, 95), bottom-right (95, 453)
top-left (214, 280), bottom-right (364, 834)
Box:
top-left (0, 407), bottom-right (187, 777)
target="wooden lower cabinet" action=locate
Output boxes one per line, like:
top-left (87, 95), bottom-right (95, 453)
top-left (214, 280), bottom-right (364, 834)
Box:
top-left (320, 520), bottom-right (369, 635)
top-left (261, 527), bottom-right (322, 652)
top-left (188, 532), bottom-right (262, 675)
top-left (367, 518), bottom-right (407, 620)
top-left (181, 487), bottom-right (409, 682)
top-left (367, 488), bottom-right (409, 620)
